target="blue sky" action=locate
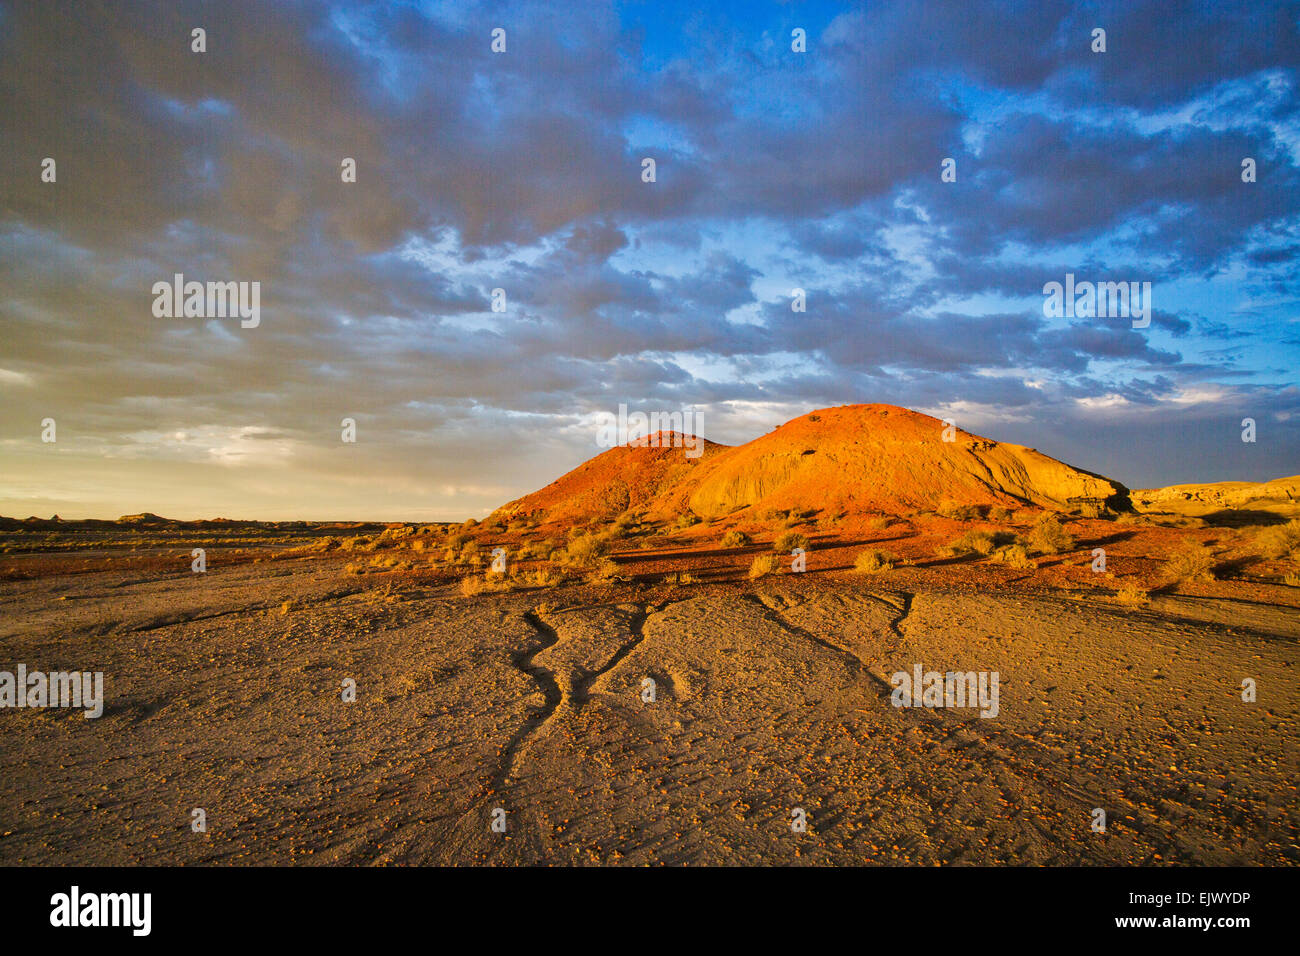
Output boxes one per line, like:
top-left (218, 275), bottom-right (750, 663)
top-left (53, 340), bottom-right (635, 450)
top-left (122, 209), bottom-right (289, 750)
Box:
top-left (1, 0), bottom-right (1298, 519)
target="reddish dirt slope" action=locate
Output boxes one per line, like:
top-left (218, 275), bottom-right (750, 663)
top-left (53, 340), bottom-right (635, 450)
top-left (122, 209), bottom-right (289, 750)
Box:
top-left (498, 405), bottom-right (1127, 522)
top-left (496, 432), bottom-right (728, 524)
top-left (669, 404), bottom-right (1125, 517)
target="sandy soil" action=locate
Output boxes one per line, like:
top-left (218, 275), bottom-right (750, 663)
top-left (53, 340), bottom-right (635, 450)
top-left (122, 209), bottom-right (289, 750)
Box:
top-left (1, 536), bottom-right (1295, 865)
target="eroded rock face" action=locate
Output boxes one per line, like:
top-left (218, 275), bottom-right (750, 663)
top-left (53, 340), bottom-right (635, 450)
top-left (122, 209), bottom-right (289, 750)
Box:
top-left (1131, 475), bottom-right (1300, 515)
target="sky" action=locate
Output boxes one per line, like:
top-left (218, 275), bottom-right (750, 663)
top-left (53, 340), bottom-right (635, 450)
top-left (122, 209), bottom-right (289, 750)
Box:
top-left (1, 0), bottom-right (1298, 521)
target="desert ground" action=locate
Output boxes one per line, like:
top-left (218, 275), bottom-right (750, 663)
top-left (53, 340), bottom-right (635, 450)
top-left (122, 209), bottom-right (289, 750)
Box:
top-left (2, 500), bottom-right (1297, 866)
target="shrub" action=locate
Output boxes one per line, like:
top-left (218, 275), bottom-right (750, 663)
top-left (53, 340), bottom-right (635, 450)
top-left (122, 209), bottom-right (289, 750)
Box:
top-left (528, 567), bottom-right (563, 587)
top-left (939, 530), bottom-right (997, 557)
top-left (990, 543), bottom-right (1036, 569)
top-left (1027, 515), bottom-right (1073, 555)
top-left (675, 513), bottom-right (700, 529)
top-left (866, 515), bottom-right (894, 531)
top-left (853, 549), bottom-right (895, 573)
top-left (564, 532), bottom-right (609, 568)
top-left (748, 554), bottom-right (780, 579)
top-left (938, 499), bottom-right (983, 521)
top-left (587, 557), bottom-right (621, 583)
top-left (1116, 585), bottom-right (1150, 605)
top-left (1161, 543), bottom-right (1216, 585)
top-left (721, 529), bottom-right (750, 548)
top-left (1256, 519), bottom-right (1300, 559)
top-left (817, 512), bottom-right (844, 531)
top-left (773, 531), bottom-right (808, 553)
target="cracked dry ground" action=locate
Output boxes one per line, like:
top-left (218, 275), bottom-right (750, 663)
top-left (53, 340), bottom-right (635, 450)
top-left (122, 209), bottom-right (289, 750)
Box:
top-left (1, 562), bottom-right (1296, 865)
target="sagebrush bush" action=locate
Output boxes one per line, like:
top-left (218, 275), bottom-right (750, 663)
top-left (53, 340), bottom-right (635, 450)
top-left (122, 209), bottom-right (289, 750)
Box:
top-left (721, 529), bottom-right (749, 548)
top-left (1161, 543), bottom-right (1216, 585)
top-left (587, 557), bottom-right (621, 583)
top-left (939, 529), bottom-right (997, 557)
top-left (990, 543), bottom-right (1036, 569)
top-left (853, 549), bottom-right (895, 573)
top-left (1027, 515), bottom-right (1073, 555)
top-left (1116, 585), bottom-right (1150, 605)
top-left (938, 499), bottom-right (983, 521)
top-left (564, 532), bottom-right (609, 568)
top-left (1256, 519), bottom-right (1300, 559)
top-left (773, 530), bottom-right (808, 552)
top-left (748, 554), bottom-right (780, 579)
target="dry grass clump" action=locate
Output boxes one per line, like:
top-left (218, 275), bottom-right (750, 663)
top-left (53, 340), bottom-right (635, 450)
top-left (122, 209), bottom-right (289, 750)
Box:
top-left (527, 566), bottom-right (564, 587)
top-left (1160, 543), bottom-right (1216, 586)
top-left (674, 513), bottom-right (700, 529)
top-left (1256, 519), bottom-right (1300, 559)
top-left (586, 557), bottom-right (622, 584)
top-left (938, 499), bottom-right (983, 522)
top-left (720, 529), bottom-right (750, 548)
top-left (1116, 584), bottom-right (1150, 605)
top-left (748, 554), bottom-right (780, 579)
top-left (772, 530), bottom-right (808, 553)
top-left (990, 543), bottom-right (1036, 569)
top-left (988, 506), bottom-right (1015, 523)
top-left (1027, 515), bottom-right (1073, 555)
top-left (853, 549), bottom-right (895, 573)
top-left (562, 531), bottom-right (610, 569)
top-left (937, 529), bottom-right (998, 557)
top-left (459, 575), bottom-right (489, 596)
top-left (661, 570), bottom-right (698, 585)
top-left (817, 511), bottom-right (846, 531)
top-left (460, 569), bottom-right (529, 596)
top-left (866, 515), bottom-right (894, 531)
